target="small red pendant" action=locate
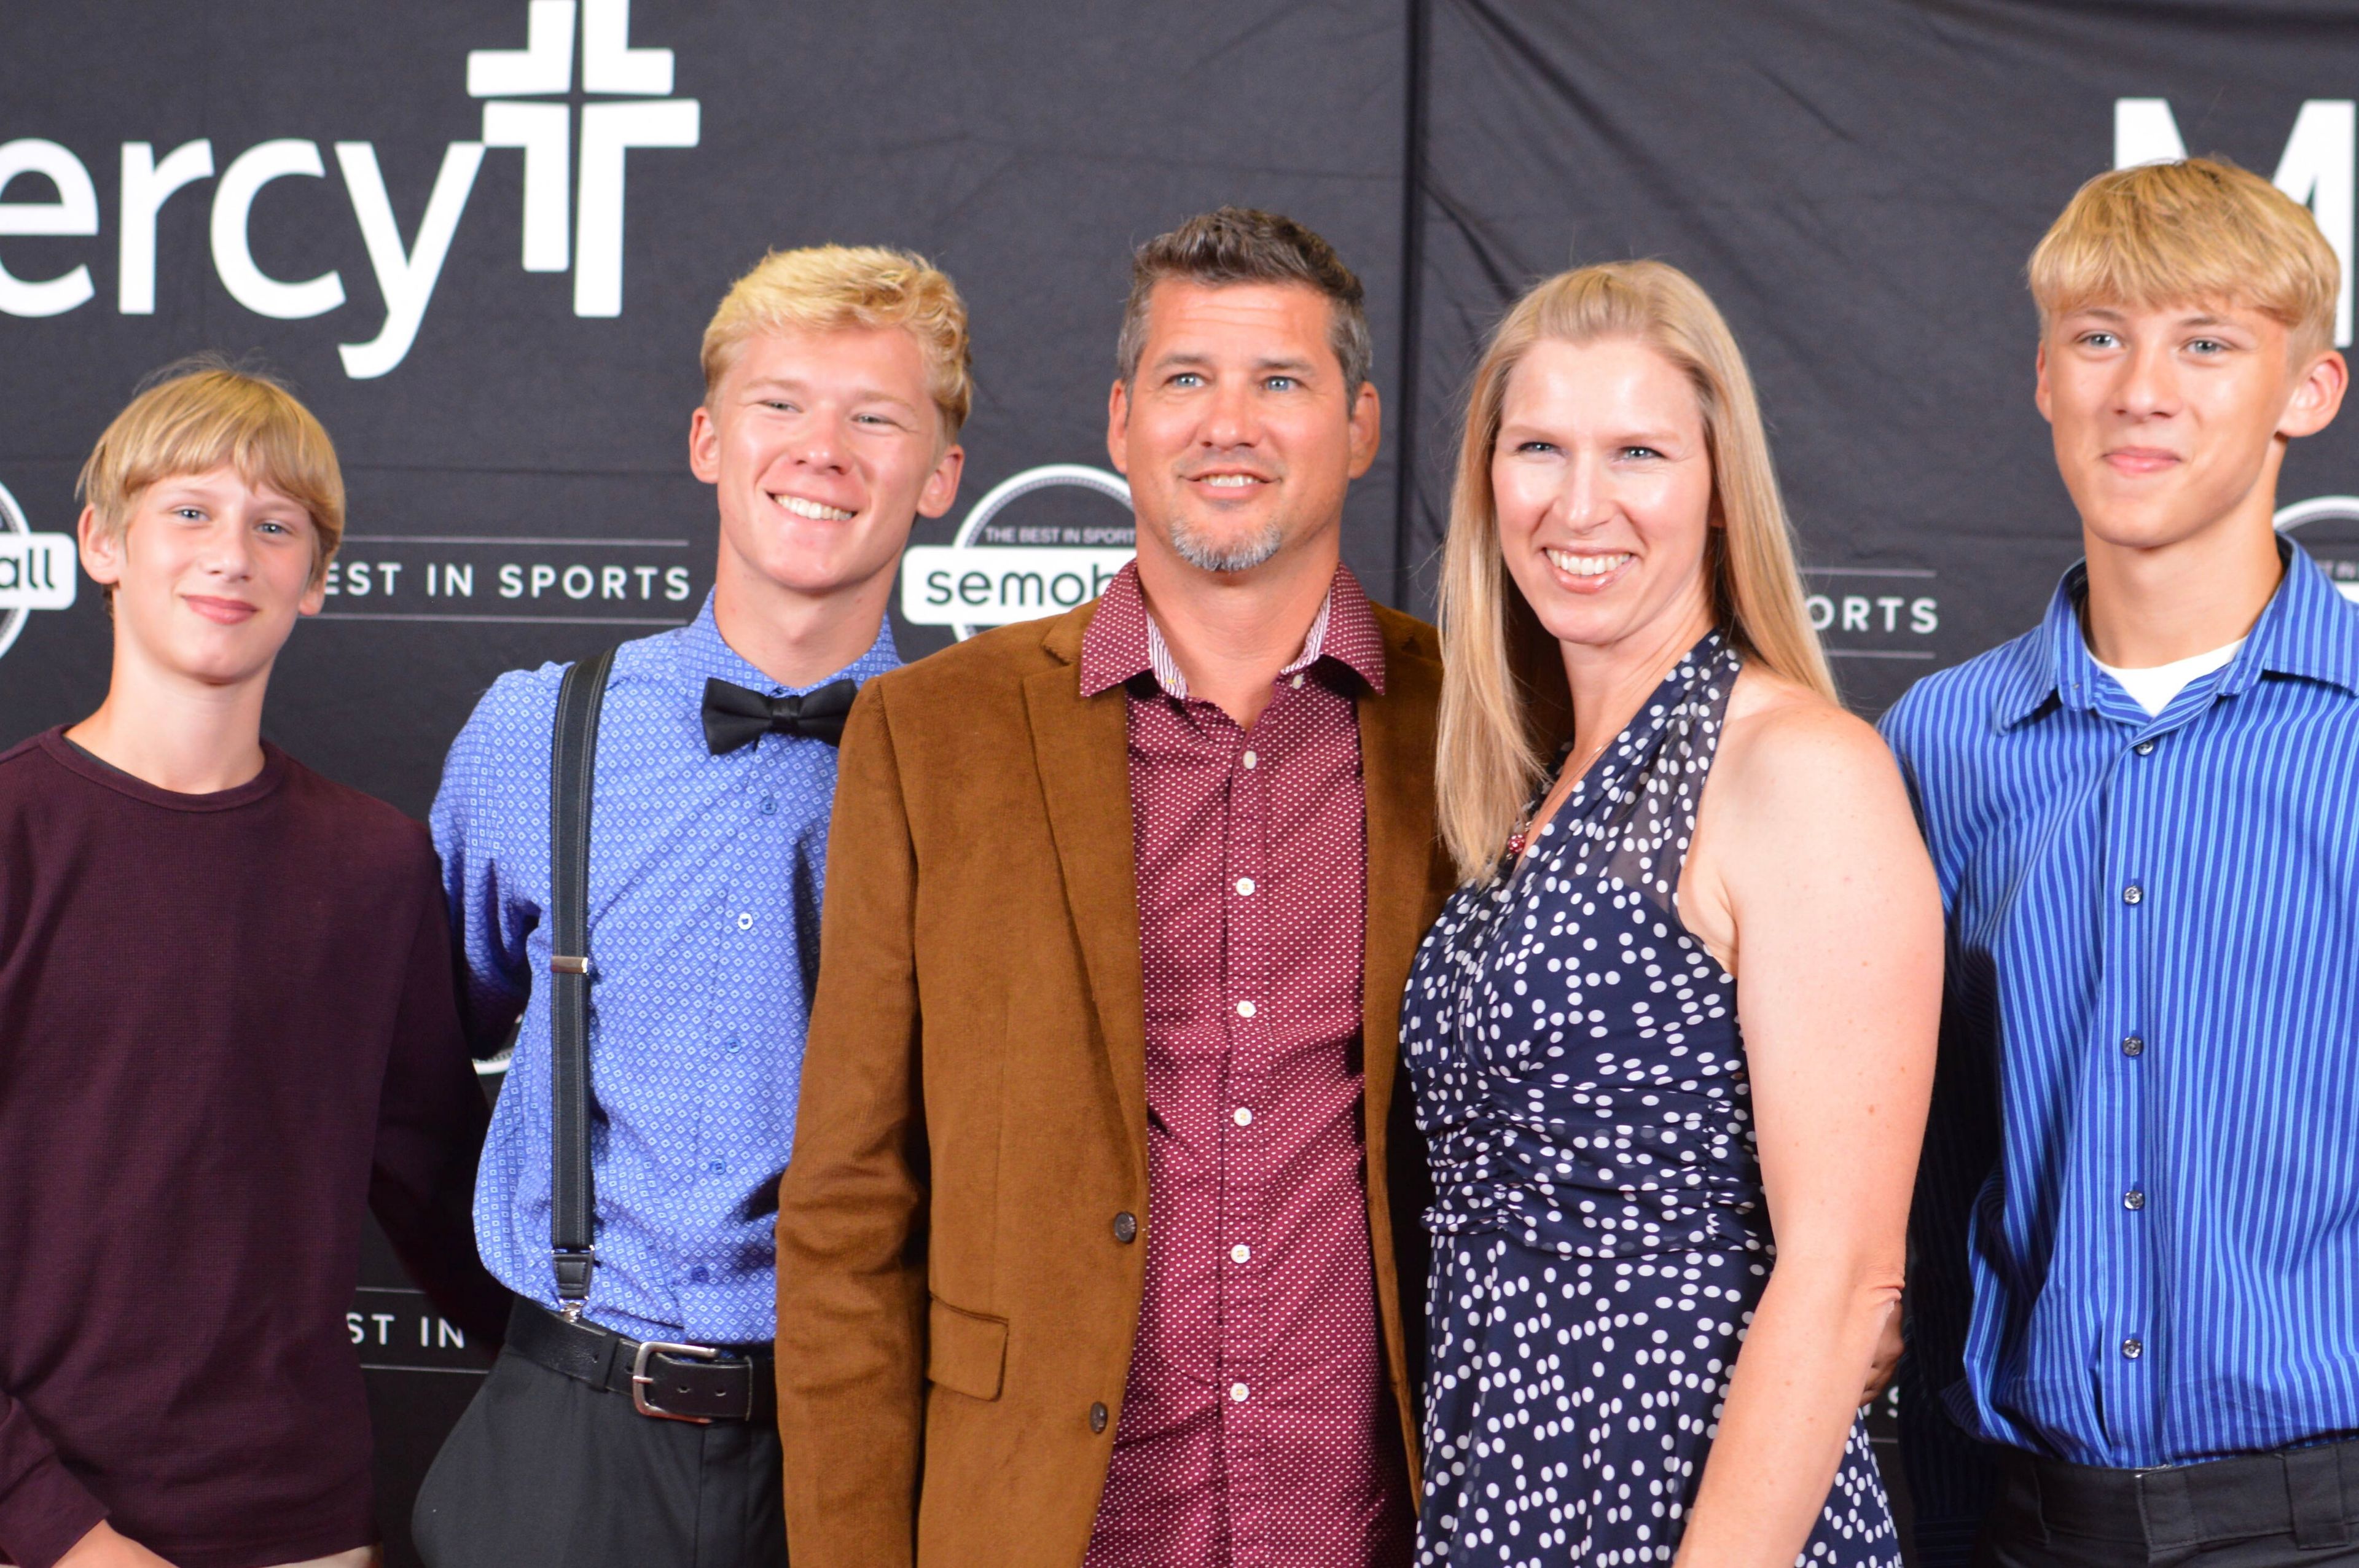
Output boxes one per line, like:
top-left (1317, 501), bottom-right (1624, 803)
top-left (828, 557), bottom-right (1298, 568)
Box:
top-left (1505, 830), bottom-right (1528, 859)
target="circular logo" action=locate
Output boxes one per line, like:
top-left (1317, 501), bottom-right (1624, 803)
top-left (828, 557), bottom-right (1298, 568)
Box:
top-left (2276, 494), bottom-right (2359, 531)
top-left (899, 463), bottom-right (1135, 642)
top-left (0, 478), bottom-right (32, 663)
top-left (947, 464), bottom-right (1132, 641)
top-left (2277, 495), bottom-right (2359, 602)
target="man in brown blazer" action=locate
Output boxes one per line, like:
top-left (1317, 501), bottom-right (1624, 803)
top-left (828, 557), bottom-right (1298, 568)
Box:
top-left (776, 208), bottom-right (1452, 1568)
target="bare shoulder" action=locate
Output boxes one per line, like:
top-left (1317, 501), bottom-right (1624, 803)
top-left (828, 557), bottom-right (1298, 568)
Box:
top-left (1713, 665), bottom-right (1899, 806)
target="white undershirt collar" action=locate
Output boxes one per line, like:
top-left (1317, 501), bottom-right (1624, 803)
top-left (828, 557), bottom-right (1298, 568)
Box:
top-left (2089, 637), bottom-right (2246, 718)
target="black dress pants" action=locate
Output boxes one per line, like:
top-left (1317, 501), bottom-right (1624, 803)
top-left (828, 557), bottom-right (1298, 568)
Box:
top-left (1977, 1441), bottom-right (2359, 1567)
top-left (413, 1346), bottom-right (788, 1568)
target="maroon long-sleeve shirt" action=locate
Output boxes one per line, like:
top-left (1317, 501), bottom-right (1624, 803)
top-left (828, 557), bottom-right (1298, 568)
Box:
top-left (1078, 564), bottom-right (1413, 1568)
top-left (0, 730), bottom-right (508, 1568)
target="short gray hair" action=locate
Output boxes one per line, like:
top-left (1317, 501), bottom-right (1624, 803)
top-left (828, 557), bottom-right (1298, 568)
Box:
top-left (1116, 206), bottom-right (1372, 397)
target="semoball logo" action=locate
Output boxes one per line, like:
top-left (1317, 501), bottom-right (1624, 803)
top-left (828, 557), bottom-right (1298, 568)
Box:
top-left (901, 464), bottom-right (1136, 641)
top-left (2277, 495), bottom-right (2359, 603)
top-left (0, 0), bottom-right (698, 378)
top-left (0, 478), bottom-right (77, 663)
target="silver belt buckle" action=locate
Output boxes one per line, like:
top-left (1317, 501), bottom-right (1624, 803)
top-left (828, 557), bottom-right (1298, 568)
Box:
top-left (630, 1338), bottom-right (721, 1423)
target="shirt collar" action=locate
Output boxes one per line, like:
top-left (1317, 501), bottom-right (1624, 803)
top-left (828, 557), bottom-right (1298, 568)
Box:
top-left (668, 590), bottom-right (901, 695)
top-left (1995, 537), bottom-right (2359, 729)
top-left (1078, 559), bottom-right (1387, 699)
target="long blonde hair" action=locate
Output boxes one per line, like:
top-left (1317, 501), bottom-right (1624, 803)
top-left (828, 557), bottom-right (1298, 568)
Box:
top-left (1434, 260), bottom-right (1833, 883)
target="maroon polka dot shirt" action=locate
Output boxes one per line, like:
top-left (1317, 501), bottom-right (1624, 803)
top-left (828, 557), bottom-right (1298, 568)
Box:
top-left (1077, 562), bottom-right (1412, 1568)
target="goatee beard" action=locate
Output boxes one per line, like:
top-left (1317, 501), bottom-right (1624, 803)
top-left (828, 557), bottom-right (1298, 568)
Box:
top-left (1169, 516), bottom-right (1285, 574)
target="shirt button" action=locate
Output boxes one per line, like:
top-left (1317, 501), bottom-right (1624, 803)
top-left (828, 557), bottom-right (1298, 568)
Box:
top-left (708, 1159), bottom-right (724, 1174)
top-left (1241, 750), bottom-right (1258, 770)
top-left (737, 911), bottom-right (754, 930)
top-left (2124, 1188), bottom-right (2146, 1211)
top-left (1235, 1000), bottom-right (1256, 1019)
top-left (1289, 673), bottom-right (1304, 688)
top-left (1089, 1402), bottom-right (1109, 1433)
top-left (1232, 1106), bottom-right (1253, 1126)
top-left (2135, 741), bottom-right (2156, 756)
top-left (1235, 877), bottom-right (1255, 895)
top-left (1112, 1211), bottom-right (1138, 1244)
top-left (2122, 1034), bottom-right (2145, 1058)
top-left (723, 1036), bottom-right (741, 1053)
top-left (2122, 1338), bottom-right (2144, 1361)
top-left (760, 795), bottom-right (777, 815)
top-left (689, 1266), bottom-right (710, 1284)
top-left (1230, 1244), bottom-right (1250, 1263)
top-left (1230, 1381), bottom-right (1251, 1402)
top-left (2122, 884), bottom-right (2143, 907)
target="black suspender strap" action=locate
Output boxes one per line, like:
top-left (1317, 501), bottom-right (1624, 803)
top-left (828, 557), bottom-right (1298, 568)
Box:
top-left (549, 647), bottom-right (616, 1317)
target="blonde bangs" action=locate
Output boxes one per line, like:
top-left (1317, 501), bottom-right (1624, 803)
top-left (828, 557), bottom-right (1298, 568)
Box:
top-left (1434, 260), bottom-right (1833, 884)
top-left (2030, 158), bottom-right (2339, 353)
top-left (700, 244), bottom-right (974, 439)
top-left (78, 361), bottom-right (345, 585)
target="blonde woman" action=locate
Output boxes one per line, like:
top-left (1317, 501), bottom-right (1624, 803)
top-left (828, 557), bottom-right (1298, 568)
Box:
top-left (1400, 262), bottom-right (1941, 1567)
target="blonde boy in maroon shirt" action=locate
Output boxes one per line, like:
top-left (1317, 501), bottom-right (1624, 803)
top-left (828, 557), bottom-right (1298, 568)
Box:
top-left (0, 362), bottom-right (504, 1568)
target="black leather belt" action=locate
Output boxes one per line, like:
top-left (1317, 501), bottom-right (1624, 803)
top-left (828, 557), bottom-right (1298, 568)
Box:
top-left (507, 1299), bottom-right (775, 1424)
top-left (2000, 1438), bottom-right (2359, 1550)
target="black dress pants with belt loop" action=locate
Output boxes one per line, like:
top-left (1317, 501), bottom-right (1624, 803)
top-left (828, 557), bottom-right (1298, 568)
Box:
top-left (413, 1348), bottom-right (788, 1568)
top-left (1976, 1441), bottom-right (2359, 1567)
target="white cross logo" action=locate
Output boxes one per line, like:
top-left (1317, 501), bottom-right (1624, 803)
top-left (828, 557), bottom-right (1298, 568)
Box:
top-left (469, 0), bottom-right (701, 318)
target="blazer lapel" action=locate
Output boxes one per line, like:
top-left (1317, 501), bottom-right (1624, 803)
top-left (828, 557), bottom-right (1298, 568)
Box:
top-left (1023, 628), bottom-right (1149, 1180)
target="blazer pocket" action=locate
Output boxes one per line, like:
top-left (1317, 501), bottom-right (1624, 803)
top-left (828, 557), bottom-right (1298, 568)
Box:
top-left (926, 1295), bottom-right (1008, 1401)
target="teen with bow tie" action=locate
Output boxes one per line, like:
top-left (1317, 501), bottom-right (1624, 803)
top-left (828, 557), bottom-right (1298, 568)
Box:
top-left (413, 244), bottom-right (969, 1568)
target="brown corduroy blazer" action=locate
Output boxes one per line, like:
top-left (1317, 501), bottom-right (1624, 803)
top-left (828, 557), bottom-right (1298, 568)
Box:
top-left (774, 592), bottom-right (1453, 1567)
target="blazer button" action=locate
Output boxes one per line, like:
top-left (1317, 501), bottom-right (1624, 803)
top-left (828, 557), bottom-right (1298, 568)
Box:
top-left (1112, 1211), bottom-right (1138, 1244)
top-left (1089, 1402), bottom-right (1109, 1433)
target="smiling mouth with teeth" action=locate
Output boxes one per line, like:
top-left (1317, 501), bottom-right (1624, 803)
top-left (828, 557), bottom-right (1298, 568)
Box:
top-left (1546, 547), bottom-right (1633, 579)
top-left (775, 493), bottom-right (856, 522)
top-left (1195, 474), bottom-right (1265, 488)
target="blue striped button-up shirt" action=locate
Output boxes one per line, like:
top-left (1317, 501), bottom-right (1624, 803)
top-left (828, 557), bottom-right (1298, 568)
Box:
top-left (431, 593), bottom-right (895, 1344)
top-left (1879, 542), bottom-right (2359, 1551)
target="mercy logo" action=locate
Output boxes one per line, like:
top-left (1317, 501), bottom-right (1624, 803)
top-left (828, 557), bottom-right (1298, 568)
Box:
top-left (0, 0), bottom-right (697, 376)
top-left (901, 464), bottom-right (1135, 641)
top-left (0, 479), bottom-right (77, 663)
top-left (468, 0), bottom-right (699, 318)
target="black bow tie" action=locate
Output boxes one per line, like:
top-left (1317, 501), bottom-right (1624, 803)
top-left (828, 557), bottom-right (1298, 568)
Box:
top-left (701, 677), bottom-right (859, 754)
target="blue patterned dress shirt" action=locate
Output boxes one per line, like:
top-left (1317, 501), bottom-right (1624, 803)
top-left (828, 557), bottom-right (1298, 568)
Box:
top-left (1877, 542), bottom-right (2359, 1563)
top-left (431, 592), bottom-right (896, 1344)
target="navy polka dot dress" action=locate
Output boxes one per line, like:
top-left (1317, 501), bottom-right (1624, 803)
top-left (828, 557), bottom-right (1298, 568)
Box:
top-left (1401, 633), bottom-right (1899, 1567)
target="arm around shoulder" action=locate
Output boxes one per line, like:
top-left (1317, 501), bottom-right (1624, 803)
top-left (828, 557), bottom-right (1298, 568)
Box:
top-left (775, 681), bottom-right (928, 1568)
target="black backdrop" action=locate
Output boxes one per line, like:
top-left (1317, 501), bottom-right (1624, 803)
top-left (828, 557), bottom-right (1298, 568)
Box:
top-left (7, 2), bottom-right (2359, 1562)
